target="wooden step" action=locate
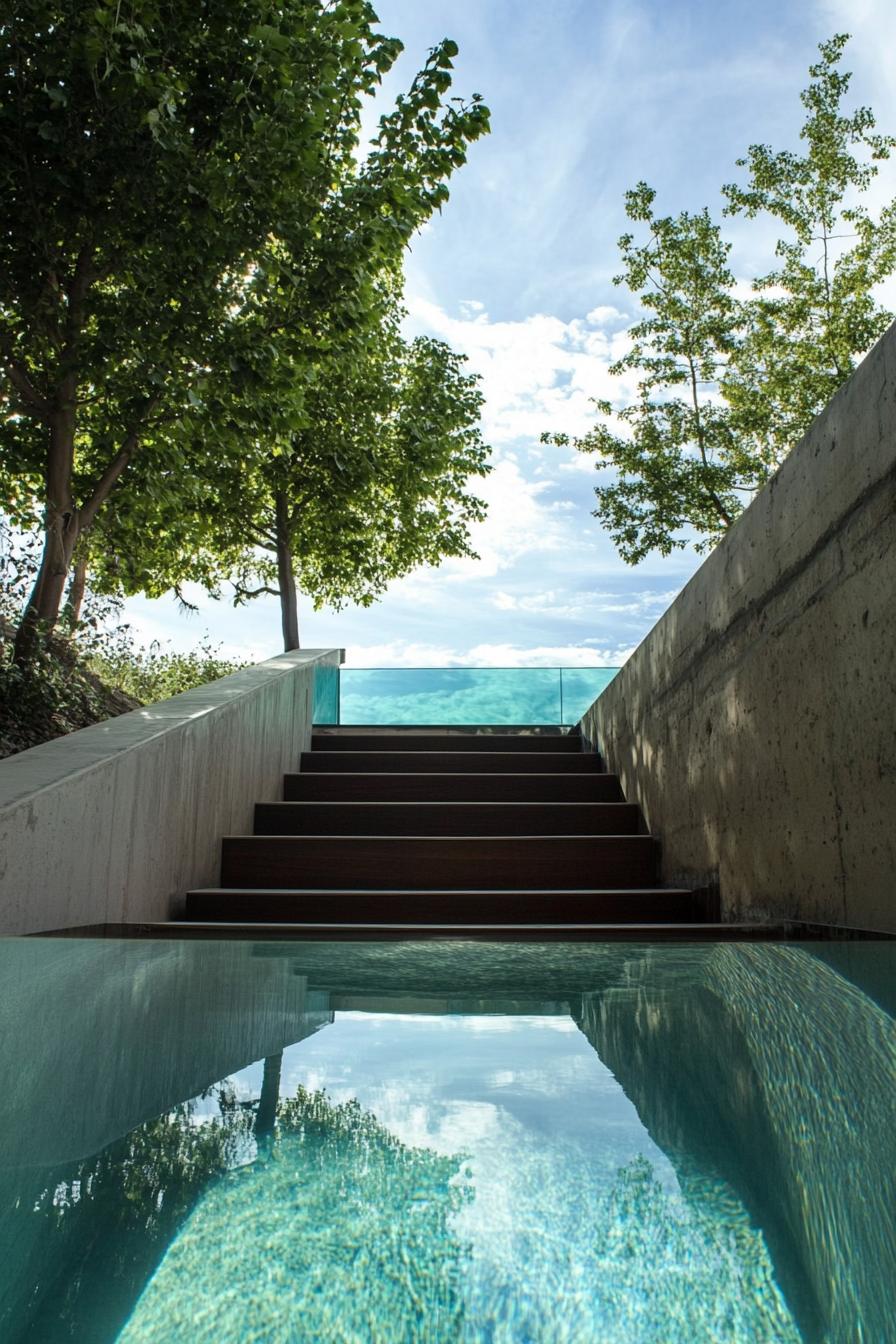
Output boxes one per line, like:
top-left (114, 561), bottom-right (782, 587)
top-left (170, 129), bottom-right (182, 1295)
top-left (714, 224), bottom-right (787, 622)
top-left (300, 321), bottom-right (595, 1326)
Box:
top-left (300, 751), bottom-right (603, 774)
top-left (221, 834), bottom-right (659, 889)
top-left (285, 772), bottom-right (624, 803)
top-left (186, 887), bottom-right (703, 923)
top-left (311, 732), bottom-right (582, 754)
top-left (255, 801), bottom-right (641, 836)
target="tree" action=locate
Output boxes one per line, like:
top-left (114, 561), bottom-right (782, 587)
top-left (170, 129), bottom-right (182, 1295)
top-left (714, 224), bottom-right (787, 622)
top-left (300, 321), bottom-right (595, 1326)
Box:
top-left (545, 184), bottom-right (746, 562)
top-left (721, 33), bottom-right (896, 462)
top-left (0, 2), bottom-right (489, 661)
top-left (86, 294), bottom-right (490, 650)
top-left (547, 34), bottom-right (896, 563)
top-left (217, 325), bottom-right (490, 650)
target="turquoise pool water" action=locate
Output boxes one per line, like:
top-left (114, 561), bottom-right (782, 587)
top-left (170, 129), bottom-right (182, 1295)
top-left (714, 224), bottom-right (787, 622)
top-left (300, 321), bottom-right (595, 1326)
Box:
top-left (313, 667), bottom-right (618, 726)
top-left (0, 939), bottom-right (893, 1341)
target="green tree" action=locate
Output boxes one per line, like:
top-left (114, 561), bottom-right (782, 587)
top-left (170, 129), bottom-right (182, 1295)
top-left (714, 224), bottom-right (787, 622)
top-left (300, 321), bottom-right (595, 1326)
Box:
top-left (214, 325), bottom-right (490, 650)
top-left (548, 34), bottom-right (896, 563)
top-left (0, 1), bottom-right (488, 661)
top-left (88, 295), bottom-right (491, 651)
top-left (721, 32), bottom-right (896, 462)
top-left (546, 184), bottom-right (746, 562)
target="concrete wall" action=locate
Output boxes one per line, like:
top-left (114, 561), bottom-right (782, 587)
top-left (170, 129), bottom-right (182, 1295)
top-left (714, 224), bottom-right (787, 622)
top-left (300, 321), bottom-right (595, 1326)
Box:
top-left (0, 647), bottom-right (342, 935)
top-left (579, 321), bottom-right (896, 931)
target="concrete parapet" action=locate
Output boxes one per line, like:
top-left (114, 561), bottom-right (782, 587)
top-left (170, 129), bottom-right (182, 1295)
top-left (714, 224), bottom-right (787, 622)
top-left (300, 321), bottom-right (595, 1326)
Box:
top-left (0, 647), bottom-right (342, 935)
top-left (579, 321), bottom-right (896, 930)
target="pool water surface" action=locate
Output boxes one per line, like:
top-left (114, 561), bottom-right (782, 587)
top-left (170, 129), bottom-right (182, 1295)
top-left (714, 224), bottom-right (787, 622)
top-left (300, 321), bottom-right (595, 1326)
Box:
top-left (0, 938), bottom-right (893, 1342)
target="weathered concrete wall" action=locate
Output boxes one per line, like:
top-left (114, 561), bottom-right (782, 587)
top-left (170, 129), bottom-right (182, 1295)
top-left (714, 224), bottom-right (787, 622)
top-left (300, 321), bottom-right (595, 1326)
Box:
top-left (579, 321), bottom-right (896, 930)
top-left (0, 648), bottom-right (341, 935)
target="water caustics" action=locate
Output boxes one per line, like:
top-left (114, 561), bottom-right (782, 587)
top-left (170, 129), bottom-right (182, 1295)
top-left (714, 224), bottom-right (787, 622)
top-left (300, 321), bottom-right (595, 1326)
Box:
top-left (0, 938), bottom-right (893, 1342)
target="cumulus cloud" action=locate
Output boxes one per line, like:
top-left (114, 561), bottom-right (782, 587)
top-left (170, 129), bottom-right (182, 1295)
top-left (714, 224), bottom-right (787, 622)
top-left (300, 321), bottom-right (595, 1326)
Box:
top-left (404, 294), bottom-right (637, 450)
top-left (342, 641), bottom-right (635, 668)
top-left (489, 587), bottom-right (680, 622)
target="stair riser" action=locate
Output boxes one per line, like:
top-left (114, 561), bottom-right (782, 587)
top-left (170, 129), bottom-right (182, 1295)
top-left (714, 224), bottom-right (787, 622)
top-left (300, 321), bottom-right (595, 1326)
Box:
top-left (300, 752), bottom-right (603, 774)
top-left (285, 773), bottom-right (623, 802)
top-left (311, 733), bottom-right (583, 754)
top-left (187, 890), bottom-right (702, 923)
top-left (255, 802), bottom-right (640, 837)
top-left (221, 836), bottom-right (659, 889)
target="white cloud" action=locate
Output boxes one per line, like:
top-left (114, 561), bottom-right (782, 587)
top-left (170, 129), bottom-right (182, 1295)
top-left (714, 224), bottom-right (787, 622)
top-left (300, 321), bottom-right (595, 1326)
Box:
top-left (586, 305), bottom-right (627, 326)
top-left (342, 641), bottom-right (634, 668)
top-left (405, 294), bottom-right (637, 449)
top-left (489, 587), bottom-right (679, 622)
top-left (380, 457), bottom-right (572, 599)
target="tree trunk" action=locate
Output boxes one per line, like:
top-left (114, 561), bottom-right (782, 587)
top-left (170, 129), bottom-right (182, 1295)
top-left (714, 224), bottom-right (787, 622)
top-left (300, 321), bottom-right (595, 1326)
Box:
top-left (62, 554), bottom-right (89, 629)
top-left (275, 491), bottom-right (300, 651)
top-left (255, 1051), bottom-right (283, 1145)
top-left (13, 402), bottom-right (79, 665)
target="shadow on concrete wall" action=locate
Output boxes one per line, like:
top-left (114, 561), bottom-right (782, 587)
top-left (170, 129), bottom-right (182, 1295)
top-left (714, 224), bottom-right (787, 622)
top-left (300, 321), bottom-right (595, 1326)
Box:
top-left (581, 322), bottom-right (896, 931)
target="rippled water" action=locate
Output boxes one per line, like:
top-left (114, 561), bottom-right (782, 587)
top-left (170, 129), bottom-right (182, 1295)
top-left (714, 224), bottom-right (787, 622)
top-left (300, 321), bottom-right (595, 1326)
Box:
top-left (0, 939), bottom-right (893, 1341)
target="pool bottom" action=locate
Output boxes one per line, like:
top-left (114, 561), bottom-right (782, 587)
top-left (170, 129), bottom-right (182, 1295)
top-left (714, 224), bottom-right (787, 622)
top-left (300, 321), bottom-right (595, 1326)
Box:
top-left (0, 938), bottom-right (893, 1343)
top-left (120, 1015), bottom-right (800, 1343)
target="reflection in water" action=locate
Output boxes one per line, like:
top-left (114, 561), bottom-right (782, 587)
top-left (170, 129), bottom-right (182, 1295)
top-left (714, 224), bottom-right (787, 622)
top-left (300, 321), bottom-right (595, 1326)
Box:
top-left (119, 1018), bottom-right (799, 1344)
top-left (0, 1087), bottom-right (253, 1341)
top-left (576, 944), bottom-right (896, 1343)
top-left (119, 1014), bottom-right (801, 1343)
top-left (0, 938), bottom-right (892, 1342)
top-left (123, 1086), bottom-right (472, 1342)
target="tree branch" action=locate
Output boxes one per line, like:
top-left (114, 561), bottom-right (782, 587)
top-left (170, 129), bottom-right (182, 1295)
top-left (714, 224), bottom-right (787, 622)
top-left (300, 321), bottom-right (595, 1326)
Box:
top-left (687, 349), bottom-right (733, 528)
top-left (173, 584), bottom-right (200, 614)
top-left (246, 524), bottom-right (277, 548)
top-left (232, 583), bottom-right (281, 601)
top-left (0, 339), bottom-right (50, 416)
top-left (79, 391), bottom-right (164, 530)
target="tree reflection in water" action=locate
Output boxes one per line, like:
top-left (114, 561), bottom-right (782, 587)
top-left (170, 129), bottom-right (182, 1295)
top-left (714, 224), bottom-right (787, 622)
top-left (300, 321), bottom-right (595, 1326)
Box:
top-left (3, 1063), bottom-right (472, 1344)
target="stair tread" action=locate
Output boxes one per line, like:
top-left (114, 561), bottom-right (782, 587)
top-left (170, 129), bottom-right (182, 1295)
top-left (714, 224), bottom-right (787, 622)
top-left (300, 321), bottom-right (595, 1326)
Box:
top-left (311, 732), bottom-right (583, 753)
top-left (190, 886), bottom-right (692, 895)
top-left (265, 800), bottom-right (634, 807)
top-left (300, 751), bottom-right (603, 773)
top-left (285, 774), bottom-right (624, 802)
top-left (166, 921), bottom-right (772, 937)
top-left (255, 800), bottom-right (640, 836)
top-left (226, 832), bottom-right (655, 840)
top-left (188, 881), bottom-right (701, 924)
top-left (220, 834), bottom-right (660, 891)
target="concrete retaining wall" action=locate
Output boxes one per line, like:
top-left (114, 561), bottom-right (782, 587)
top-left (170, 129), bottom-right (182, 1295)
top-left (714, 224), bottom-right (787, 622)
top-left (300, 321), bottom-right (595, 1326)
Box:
top-left (0, 647), bottom-right (342, 935)
top-left (579, 322), bottom-right (896, 931)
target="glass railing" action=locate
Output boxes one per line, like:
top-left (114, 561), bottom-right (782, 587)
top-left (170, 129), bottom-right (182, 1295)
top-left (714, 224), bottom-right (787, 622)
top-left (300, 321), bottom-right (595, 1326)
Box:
top-left (313, 666), bottom-right (618, 727)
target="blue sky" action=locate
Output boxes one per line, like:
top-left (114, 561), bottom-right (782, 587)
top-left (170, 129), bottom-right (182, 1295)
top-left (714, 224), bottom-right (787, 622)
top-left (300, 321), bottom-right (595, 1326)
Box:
top-left (122, 0), bottom-right (896, 668)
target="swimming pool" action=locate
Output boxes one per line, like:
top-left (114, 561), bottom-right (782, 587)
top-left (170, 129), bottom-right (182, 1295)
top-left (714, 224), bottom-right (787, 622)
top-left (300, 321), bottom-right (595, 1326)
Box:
top-left (1, 937), bottom-right (893, 1341)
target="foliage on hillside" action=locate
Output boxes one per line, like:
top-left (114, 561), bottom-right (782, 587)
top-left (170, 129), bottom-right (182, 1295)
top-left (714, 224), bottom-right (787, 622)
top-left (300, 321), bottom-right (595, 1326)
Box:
top-left (0, 525), bottom-right (244, 757)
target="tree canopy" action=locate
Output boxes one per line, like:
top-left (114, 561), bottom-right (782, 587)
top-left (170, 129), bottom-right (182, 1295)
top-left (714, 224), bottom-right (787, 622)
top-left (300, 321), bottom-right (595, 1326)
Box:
top-left (545, 34), bottom-right (896, 563)
top-left (92, 297), bottom-right (491, 649)
top-left (0, 0), bottom-right (489, 659)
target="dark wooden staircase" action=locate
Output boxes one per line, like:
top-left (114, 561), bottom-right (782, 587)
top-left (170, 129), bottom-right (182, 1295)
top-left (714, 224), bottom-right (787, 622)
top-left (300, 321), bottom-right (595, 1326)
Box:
top-left (185, 727), bottom-right (714, 931)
